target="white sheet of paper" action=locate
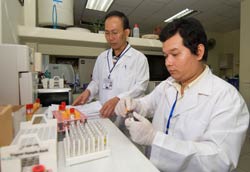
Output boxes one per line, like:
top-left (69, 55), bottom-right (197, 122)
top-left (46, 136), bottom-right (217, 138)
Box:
top-left (74, 101), bottom-right (102, 119)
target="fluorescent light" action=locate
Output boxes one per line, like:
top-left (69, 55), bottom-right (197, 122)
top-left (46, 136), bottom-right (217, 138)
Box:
top-left (86, 0), bottom-right (114, 12)
top-left (164, 8), bottom-right (195, 23)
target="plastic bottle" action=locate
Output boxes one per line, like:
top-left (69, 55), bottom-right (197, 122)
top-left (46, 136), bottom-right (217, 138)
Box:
top-left (59, 105), bottom-right (67, 118)
top-left (69, 108), bottom-right (75, 121)
top-left (61, 101), bottom-right (66, 107)
top-left (58, 104), bottom-right (67, 130)
top-left (74, 110), bottom-right (81, 120)
top-left (33, 98), bottom-right (41, 112)
top-left (59, 104), bottom-right (66, 112)
top-left (26, 104), bottom-right (33, 121)
top-left (133, 24), bottom-right (140, 38)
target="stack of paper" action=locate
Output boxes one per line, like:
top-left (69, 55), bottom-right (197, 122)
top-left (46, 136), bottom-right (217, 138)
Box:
top-left (45, 101), bottom-right (102, 120)
top-left (74, 101), bottom-right (102, 119)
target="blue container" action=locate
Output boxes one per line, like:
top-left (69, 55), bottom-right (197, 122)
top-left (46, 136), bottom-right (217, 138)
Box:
top-left (228, 78), bottom-right (239, 90)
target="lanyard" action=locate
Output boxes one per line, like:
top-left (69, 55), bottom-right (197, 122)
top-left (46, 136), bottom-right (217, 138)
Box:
top-left (166, 91), bottom-right (178, 134)
top-left (106, 45), bottom-right (131, 79)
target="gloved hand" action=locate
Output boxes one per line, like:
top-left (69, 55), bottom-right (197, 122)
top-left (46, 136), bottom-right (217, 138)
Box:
top-left (115, 97), bottom-right (138, 117)
top-left (125, 112), bottom-right (156, 146)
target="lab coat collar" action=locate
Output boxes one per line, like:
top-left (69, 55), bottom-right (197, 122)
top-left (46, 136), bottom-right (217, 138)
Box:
top-left (112, 44), bottom-right (132, 66)
top-left (165, 67), bottom-right (213, 115)
top-left (166, 66), bottom-right (212, 96)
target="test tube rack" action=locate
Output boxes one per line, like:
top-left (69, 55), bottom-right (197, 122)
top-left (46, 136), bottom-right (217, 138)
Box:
top-left (63, 119), bottom-right (110, 166)
top-left (53, 108), bottom-right (87, 132)
top-left (0, 114), bottom-right (58, 172)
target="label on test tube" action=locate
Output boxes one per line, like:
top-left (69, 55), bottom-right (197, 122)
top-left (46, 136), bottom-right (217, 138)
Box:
top-left (26, 104), bottom-right (33, 121)
top-left (70, 108), bottom-right (75, 120)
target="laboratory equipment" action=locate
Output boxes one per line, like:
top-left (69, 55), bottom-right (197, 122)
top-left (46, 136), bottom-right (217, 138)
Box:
top-left (37, 88), bottom-right (72, 107)
top-left (133, 24), bottom-right (140, 38)
top-left (49, 76), bottom-right (64, 88)
top-left (146, 54), bottom-right (170, 81)
top-left (0, 114), bottom-right (57, 172)
top-left (63, 119), bottom-right (110, 166)
top-left (37, 0), bottom-right (73, 27)
top-left (52, 107), bottom-right (87, 132)
top-left (46, 63), bottom-right (75, 85)
top-left (0, 44), bottom-right (38, 105)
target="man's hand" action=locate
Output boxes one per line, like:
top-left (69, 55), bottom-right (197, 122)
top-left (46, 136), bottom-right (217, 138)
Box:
top-left (72, 89), bottom-right (90, 106)
top-left (114, 97), bottom-right (137, 117)
top-left (125, 112), bottom-right (156, 145)
top-left (100, 97), bottom-right (120, 118)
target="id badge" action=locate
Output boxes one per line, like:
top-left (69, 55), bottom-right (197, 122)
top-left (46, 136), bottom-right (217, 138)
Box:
top-left (103, 78), bottom-right (113, 90)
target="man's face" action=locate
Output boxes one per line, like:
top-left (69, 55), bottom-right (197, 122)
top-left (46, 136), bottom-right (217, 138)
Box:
top-left (162, 32), bottom-right (203, 84)
top-left (104, 16), bottom-right (129, 51)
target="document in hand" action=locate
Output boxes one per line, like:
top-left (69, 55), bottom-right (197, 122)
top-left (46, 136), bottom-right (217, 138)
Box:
top-left (74, 101), bottom-right (102, 119)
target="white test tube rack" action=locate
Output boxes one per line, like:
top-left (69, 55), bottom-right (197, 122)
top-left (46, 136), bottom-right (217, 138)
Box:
top-left (0, 114), bottom-right (57, 172)
top-left (63, 119), bottom-right (110, 166)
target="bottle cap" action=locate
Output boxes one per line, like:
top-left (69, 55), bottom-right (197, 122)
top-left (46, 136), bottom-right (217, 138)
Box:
top-left (35, 98), bottom-right (40, 103)
top-left (61, 101), bottom-right (66, 106)
top-left (59, 105), bottom-right (66, 111)
top-left (26, 104), bottom-right (33, 109)
top-left (134, 24), bottom-right (139, 28)
top-left (32, 164), bottom-right (45, 172)
top-left (70, 108), bottom-right (75, 113)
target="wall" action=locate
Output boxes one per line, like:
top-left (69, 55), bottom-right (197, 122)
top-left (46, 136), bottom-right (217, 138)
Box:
top-left (222, 30), bottom-right (240, 78)
top-left (0, 0), bottom-right (2, 42)
top-left (206, 30), bottom-right (241, 79)
top-left (240, 0), bottom-right (250, 109)
top-left (206, 32), bottom-right (223, 76)
top-left (0, 0), bottom-right (23, 44)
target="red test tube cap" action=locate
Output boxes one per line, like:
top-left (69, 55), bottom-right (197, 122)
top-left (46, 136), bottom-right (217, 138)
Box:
top-left (32, 164), bottom-right (45, 172)
top-left (70, 108), bottom-right (75, 113)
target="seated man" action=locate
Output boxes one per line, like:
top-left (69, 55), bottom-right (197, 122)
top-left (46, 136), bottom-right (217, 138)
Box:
top-left (115, 18), bottom-right (249, 172)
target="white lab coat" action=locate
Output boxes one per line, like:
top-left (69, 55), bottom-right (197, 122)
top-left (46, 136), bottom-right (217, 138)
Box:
top-left (87, 44), bottom-right (149, 104)
top-left (138, 68), bottom-right (249, 172)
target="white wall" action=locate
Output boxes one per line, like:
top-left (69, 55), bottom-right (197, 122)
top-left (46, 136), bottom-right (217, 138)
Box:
top-left (206, 32), bottom-right (223, 76)
top-left (0, 0), bottom-right (2, 42)
top-left (240, 0), bottom-right (250, 109)
top-left (0, 0), bottom-right (23, 44)
top-left (206, 30), bottom-right (240, 80)
top-left (222, 30), bottom-right (240, 77)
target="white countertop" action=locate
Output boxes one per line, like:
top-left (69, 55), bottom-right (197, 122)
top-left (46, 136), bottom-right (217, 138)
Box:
top-left (12, 107), bottom-right (159, 172)
top-left (57, 118), bottom-right (160, 172)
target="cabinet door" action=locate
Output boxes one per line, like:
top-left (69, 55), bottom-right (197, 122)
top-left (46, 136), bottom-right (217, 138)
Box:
top-left (78, 58), bottom-right (96, 86)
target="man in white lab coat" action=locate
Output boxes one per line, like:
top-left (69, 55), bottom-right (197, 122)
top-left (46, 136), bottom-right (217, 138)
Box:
top-left (73, 11), bottom-right (149, 121)
top-left (115, 18), bottom-right (249, 171)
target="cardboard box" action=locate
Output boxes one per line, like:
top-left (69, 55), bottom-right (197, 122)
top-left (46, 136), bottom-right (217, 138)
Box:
top-left (12, 105), bottom-right (25, 136)
top-left (0, 105), bottom-right (24, 147)
top-left (1, 114), bottom-right (58, 172)
top-left (0, 105), bottom-right (13, 147)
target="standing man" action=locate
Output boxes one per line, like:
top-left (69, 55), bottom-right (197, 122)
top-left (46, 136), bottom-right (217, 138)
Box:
top-left (73, 11), bottom-right (149, 120)
top-left (115, 18), bottom-right (249, 171)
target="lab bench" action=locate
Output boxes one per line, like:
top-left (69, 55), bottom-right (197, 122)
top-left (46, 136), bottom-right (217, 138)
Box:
top-left (6, 107), bottom-right (160, 172)
top-left (57, 118), bottom-right (159, 172)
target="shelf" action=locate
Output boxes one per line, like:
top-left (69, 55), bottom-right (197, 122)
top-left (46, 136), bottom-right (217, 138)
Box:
top-left (17, 25), bottom-right (162, 53)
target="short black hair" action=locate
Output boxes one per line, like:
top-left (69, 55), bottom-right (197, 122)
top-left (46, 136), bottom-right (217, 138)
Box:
top-left (160, 18), bottom-right (208, 61)
top-left (104, 10), bottom-right (130, 30)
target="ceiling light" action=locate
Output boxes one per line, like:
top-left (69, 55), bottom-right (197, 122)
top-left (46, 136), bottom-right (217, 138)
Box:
top-left (86, 0), bottom-right (114, 12)
top-left (164, 8), bottom-right (196, 23)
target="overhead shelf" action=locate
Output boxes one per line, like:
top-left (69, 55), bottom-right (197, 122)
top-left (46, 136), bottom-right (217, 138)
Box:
top-left (17, 25), bottom-right (162, 53)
